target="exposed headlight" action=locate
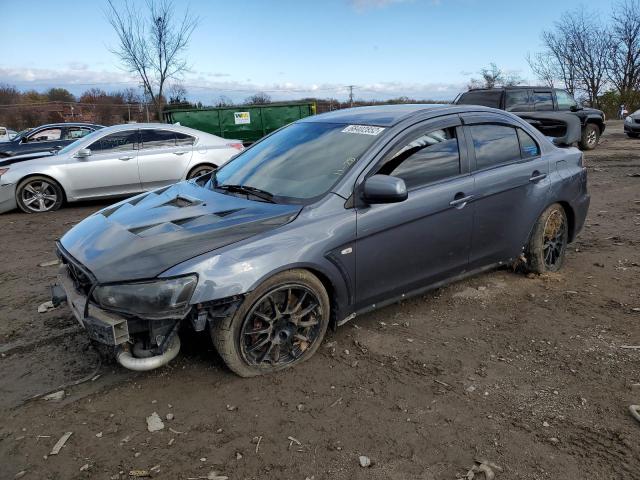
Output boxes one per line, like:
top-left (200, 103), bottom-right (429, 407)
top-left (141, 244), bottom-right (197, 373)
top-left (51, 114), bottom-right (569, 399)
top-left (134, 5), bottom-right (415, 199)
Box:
top-left (626, 116), bottom-right (633, 123)
top-left (93, 275), bottom-right (197, 319)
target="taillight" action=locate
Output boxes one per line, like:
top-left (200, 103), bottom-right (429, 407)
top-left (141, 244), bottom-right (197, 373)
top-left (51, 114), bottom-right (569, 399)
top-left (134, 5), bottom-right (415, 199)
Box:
top-left (227, 142), bottom-right (244, 151)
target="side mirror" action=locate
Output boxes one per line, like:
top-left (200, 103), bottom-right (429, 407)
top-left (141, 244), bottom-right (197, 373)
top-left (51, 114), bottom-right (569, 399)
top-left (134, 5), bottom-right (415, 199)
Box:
top-left (75, 148), bottom-right (92, 159)
top-left (362, 174), bottom-right (407, 204)
top-left (570, 105), bottom-right (583, 112)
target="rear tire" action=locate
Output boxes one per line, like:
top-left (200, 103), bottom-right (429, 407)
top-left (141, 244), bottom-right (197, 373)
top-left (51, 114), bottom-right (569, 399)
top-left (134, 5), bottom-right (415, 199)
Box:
top-left (187, 164), bottom-right (216, 179)
top-left (16, 176), bottom-right (64, 213)
top-left (526, 203), bottom-right (569, 274)
top-left (210, 269), bottom-right (330, 377)
top-left (579, 123), bottom-right (600, 150)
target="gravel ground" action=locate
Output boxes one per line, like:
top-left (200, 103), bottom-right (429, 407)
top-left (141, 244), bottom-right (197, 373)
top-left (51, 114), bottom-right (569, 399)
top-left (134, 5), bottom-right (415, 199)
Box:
top-left (1, 121), bottom-right (639, 480)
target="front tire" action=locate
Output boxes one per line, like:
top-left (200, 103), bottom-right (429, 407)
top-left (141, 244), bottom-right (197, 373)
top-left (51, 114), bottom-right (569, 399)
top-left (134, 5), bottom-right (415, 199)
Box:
top-left (626, 132), bottom-right (639, 138)
top-left (16, 176), bottom-right (64, 213)
top-left (579, 123), bottom-right (600, 150)
top-left (211, 270), bottom-right (330, 377)
top-left (187, 164), bottom-right (216, 179)
top-left (526, 203), bottom-right (569, 274)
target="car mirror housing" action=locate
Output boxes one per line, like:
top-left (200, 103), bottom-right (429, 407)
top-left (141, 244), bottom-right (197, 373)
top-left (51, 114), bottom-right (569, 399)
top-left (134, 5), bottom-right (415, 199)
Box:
top-left (75, 148), bottom-right (92, 159)
top-left (362, 174), bottom-right (408, 204)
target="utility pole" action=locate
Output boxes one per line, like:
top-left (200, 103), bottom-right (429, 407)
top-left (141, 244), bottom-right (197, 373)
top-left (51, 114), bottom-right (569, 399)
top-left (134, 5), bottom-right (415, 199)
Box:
top-left (345, 85), bottom-right (355, 107)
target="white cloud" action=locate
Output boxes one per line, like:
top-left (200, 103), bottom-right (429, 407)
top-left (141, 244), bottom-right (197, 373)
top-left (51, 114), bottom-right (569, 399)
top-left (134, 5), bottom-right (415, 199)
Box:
top-left (0, 65), bottom-right (465, 102)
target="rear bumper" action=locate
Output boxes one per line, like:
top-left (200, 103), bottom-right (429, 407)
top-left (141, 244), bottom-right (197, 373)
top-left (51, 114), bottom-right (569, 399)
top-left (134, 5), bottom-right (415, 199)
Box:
top-left (0, 183), bottom-right (17, 214)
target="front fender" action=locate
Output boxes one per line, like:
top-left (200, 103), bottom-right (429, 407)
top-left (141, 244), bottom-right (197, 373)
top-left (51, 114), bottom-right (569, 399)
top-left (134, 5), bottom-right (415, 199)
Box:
top-left (161, 194), bottom-right (356, 322)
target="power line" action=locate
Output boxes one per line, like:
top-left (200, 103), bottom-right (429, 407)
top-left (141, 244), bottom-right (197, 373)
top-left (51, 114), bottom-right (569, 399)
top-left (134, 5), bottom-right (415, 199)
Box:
top-left (345, 85), bottom-right (356, 107)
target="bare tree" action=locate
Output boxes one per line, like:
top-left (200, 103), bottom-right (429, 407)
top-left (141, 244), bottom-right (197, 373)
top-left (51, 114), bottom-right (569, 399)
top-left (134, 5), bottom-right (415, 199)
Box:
top-left (608, 0), bottom-right (640, 98)
top-left (526, 52), bottom-right (557, 88)
top-left (215, 95), bottom-right (234, 107)
top-left (468, 63), bottom-right (523, 89)
top-left (244, 92), bottom-right (272, 105)
top-left (539, 10), bottom-right (610, 106)
top-left (168, 83), bottom-right (188, 104)
top-left (106, 0), bottom-right (198, 119)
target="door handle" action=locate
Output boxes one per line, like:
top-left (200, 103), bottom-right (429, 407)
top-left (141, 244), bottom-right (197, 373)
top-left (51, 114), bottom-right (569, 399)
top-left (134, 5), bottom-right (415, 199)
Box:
top-left (119, 156), bottom-right (134, 161)
top-left (449, 194), bottom-right (474, 208)
top-left (173, 151), bottom-right (188, 155)
top-left (529, 171), bottom-right (547, 182)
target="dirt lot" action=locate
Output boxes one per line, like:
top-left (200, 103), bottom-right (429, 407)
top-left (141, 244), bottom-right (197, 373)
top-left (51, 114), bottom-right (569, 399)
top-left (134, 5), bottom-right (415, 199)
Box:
top-left (1, 121), bottom-right (639, 480)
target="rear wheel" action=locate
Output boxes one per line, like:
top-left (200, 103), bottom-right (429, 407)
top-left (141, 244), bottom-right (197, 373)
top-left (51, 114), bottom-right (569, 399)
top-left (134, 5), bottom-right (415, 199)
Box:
top-left (187, 164), bottom-right (216, 179)
top-left (211, 270), bottom-right (330, 377)
top-left (526, 203), bottom-right (569, 273)
top-left (579, 123), bottom-right (600, 150)
top-left (16, 176), bottom-right (64, 213)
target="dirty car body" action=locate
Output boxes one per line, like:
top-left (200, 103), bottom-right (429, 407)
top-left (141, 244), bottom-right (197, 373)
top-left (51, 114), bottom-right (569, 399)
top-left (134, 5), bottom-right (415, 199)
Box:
top-left (54, 105), bottom-right (590, 376)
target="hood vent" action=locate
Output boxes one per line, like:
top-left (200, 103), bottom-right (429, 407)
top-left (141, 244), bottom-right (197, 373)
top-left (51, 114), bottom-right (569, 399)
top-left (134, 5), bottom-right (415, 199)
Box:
top-left (161, 196), bottom-right (201, 208)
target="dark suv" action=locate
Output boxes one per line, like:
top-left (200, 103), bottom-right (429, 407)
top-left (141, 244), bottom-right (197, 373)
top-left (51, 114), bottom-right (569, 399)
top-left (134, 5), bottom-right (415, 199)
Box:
top-left (0, 122), bottom-right (104, 158)
top-left (455, 87), bottom-right (605, 150)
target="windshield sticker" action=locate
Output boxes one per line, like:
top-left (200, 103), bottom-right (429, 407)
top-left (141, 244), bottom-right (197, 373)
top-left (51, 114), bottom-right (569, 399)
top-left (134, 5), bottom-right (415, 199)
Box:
top-left (342, 125), bottom-right (385, 136)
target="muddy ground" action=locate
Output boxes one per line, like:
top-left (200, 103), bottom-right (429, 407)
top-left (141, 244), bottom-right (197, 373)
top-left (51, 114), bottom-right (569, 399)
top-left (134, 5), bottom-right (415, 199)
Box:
top-left (1, 121), bottom-right (639, 480)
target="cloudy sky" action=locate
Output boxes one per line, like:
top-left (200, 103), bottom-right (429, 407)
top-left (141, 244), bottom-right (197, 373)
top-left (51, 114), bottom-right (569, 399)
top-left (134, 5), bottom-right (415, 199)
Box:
top-left (0, 0), bottom-right (615, 104)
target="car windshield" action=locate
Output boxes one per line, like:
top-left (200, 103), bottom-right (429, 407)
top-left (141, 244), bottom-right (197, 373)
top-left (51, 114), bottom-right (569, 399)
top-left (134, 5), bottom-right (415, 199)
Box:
top-left (211, 122), bottom-right (382, 203)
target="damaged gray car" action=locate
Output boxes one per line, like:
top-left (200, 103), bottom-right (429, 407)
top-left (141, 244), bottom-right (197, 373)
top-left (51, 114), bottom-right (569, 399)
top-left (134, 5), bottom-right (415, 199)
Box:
top-left (53, 104), bottom-right (590, 377)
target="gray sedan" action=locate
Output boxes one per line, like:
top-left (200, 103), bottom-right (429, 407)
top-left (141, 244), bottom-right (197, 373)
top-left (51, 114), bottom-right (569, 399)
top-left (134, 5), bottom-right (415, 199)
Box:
top-left (54, 104), bottom-right (589, 377)
top-left (0, 123), bottom-right (243, 213)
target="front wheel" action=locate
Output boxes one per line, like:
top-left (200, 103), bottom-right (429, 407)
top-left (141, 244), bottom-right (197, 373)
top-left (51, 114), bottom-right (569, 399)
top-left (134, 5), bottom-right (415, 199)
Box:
top-left (187, 164), bottom-right (216, 180)
top-left (526, 203), bottom-right (569, 273)
top-left (16, 176), bottom-right (64, 213)
top-left (211, 270), bottom-right (330, 377)
top-left (579, 123), bottom-right (600, 150)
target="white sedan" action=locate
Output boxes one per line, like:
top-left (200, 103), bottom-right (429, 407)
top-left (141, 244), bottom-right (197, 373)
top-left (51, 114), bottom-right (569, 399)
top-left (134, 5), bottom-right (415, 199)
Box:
top-left (0, 123), bottom-right (244, 213)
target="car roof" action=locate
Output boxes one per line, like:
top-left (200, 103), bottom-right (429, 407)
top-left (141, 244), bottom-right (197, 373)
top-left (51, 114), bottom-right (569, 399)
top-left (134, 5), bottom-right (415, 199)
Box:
top-left (33, 122), bottom-right (104, 128)
top-left (464, 86), bottom-right (561, 92)
top-left (299, 104), bottom-right (512, 127)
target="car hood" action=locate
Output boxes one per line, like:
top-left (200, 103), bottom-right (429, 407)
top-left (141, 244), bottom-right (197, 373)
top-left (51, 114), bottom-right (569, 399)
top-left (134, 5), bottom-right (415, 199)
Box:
top-left (0, 150), bottom-right (55, 166)
top-left (59, 181), bottom-right (302, 283)
top-left (581, 107), bottom-right (603, 116)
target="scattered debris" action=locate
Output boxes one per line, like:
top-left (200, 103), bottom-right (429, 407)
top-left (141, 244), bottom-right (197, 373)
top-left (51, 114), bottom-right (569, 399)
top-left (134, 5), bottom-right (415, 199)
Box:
top-left (254, 435), bottom-right (263, 453)
top-left (226, 404), bottom-right (237, 411)
top-left (166, 413), bottom-right (174, 421)
top-left (95, 432), bottom-right (103, 438)
top-left (626, 173), bottom-right (640, 177)
top-left (43, 390), bottom-right (65, 401)
top-left (39, 259), bottom-right (60, 267)
top-left (49, 432), bottom-right (73, 455)
top-left (629, 405), bottom-right (640, 424)
top-left (37, 301), bottom-right (55, 313)
top-left (129, 470), bottom-right (151, 477)
top-left (434, 379), bottom-right (451, 388)
top-left (169, 427), bottom-right (185, 434)
top-left (287, 435), bottom-right (302, 449)
top-left (168, 438), bottom-right (175, 446)
top-left (620, 345), bottom-right (640, 350)
top-left (79, 463), bottom-right (89, 471)
top-left (466, 459), bottom-right (503, 479)
top-left (236, 452), bottom-right (243, 460)
top-left (297, 404), bottom-right (305, 411)
top-left (14, 471), bottom-right (27, 479)
top-left (200, 458), bottom-right (207, 462)
top-left (150, 465), bottom-right (161, 473)
top-left (146, 412), bottom-right (165, 432)
top-left (359, 455), bottom-right (371, 468)
top-left (329, 397), bottom-right (343, 408)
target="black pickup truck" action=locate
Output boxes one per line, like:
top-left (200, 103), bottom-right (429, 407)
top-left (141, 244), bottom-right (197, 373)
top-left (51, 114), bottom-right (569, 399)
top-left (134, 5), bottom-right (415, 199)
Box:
top-left (455, 87), bottom-right (606, 150)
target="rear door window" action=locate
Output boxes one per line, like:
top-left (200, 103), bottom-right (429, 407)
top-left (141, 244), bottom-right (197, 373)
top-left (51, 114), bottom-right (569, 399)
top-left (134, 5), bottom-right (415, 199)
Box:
top-left (378, 127), bottom-right (461, 189)
top-left (533, 91), bottom-right (554, 111)
top-left (517, 128), bottom-right (540, 158)
top-left (468, 124), bottom-right (521, 170)
top-left (175, 132), bottom-right (196, 146)
top-left (505, 90), bottom-right (531, 112)
top-left (140, 129), bottom-right (176, 149)
top-left (64, 127), bottom-right (93, 140)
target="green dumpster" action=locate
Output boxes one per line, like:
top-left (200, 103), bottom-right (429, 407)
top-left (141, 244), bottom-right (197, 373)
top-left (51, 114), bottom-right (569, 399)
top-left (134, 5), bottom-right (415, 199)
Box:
top-left (163, 102), bottom-right (316, 144)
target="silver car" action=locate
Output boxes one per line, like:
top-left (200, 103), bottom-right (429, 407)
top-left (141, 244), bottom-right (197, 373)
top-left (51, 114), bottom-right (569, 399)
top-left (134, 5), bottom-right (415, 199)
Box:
top-left (0, 123), bottom-right (244, 214)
